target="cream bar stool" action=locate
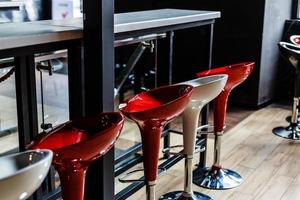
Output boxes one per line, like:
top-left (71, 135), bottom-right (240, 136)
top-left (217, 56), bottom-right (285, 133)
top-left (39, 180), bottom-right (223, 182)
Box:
top-left (160, 75), bottom-right (228, 200)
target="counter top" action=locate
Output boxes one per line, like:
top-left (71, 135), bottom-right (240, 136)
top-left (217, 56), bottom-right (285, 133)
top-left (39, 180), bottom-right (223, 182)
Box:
top-left (0, 9), bottom-right (220, 51)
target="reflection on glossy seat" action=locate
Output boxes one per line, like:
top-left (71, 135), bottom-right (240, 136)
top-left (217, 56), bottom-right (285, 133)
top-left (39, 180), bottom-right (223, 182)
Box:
top-left (29, 112), bottom-right (124, 200)
top-left (0, 150), bottom-right (52, 200)
top-left (119, 84), bottom-right (193, 200)
top-left (290, 35), bottom-right (300, 46)
top-left (160, 75), bottom-right (227, 200)
top-left (193, 62), bottom-right (254, 190)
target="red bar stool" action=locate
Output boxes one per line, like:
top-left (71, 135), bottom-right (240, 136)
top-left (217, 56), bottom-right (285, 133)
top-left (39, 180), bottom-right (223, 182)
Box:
top-left (28, 112), bottom-right (124, 200)
top-left (193, 62), bottom-right (255, 189)
top-left (273, 42), bottom-right (300, 140)
top-left (119, 84), bottom-right (193, 200)
top-left (159, 75), bottom-right (227, 200)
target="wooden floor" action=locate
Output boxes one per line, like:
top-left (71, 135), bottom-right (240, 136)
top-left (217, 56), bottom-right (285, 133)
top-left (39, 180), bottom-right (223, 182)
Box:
top-left (116, 105), bottom-right (300, 200)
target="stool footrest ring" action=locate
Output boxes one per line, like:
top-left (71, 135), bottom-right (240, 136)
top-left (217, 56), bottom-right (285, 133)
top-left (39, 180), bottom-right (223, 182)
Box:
top-left (197, 124), bottom-right (226, 136)
top-left (118, 167), bottom-right (166, 183)
top-left (194, 145), bottom-right (206, 154)
top-left (162, 144), bottom-right (206, 155)
top-left (197, 124), bottom-right (214, 135)
top-left (162, 145), bottom-right (184, 156)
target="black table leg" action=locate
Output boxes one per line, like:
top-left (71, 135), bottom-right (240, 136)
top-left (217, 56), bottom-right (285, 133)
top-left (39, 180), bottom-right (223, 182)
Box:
top-left (68, 42), bottom-right (84, 119)
top-left (15, 55), bottom-right (42, 200)
top-left (15, 55), bottom-right (38, 149)
top-left (82, 0), bottom-right (115, 199)
top-left (157, 31), bottom-right (174, 159)
top-left (198, 23), bottom-right (214, 168)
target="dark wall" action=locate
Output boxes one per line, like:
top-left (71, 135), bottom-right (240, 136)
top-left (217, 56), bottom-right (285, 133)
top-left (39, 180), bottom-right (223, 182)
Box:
top-left (191, 0), bottom-right (265, 105)
top-left (115, 0), bottom-right (216, 83)
top-left (115, 0), bottom-right (293, 107)
top-left (258, 0), bottom-right (292, 104)
top-left (115, 0), bottom-right (153, 13)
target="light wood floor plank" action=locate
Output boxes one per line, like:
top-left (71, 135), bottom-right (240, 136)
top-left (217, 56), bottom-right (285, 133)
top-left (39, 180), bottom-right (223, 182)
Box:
top-left (281, 174), bottom-right (300, 200)
top-left (254, 175), bottom-right (293, 200)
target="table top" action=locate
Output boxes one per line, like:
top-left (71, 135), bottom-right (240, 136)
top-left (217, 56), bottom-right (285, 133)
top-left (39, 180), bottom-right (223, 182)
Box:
top-left (0, 9), bottom-right (220, 51)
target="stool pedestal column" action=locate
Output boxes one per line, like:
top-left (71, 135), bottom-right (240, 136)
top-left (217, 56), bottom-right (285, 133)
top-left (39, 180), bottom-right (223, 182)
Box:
top-left (138, 122), bottom-right (163, 200)
top-left (57, 166), bottom-right (87, 200)
top-left (193, 62), bottom-right (255, 190)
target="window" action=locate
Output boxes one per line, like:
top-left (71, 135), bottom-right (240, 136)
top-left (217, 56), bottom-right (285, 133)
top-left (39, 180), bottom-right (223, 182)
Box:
top-left (73, 0), bottom-right (82, 18)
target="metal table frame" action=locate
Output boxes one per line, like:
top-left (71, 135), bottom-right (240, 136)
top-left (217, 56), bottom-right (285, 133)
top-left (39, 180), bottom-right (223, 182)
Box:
top-left (0, 9), bottom-right (218, 200)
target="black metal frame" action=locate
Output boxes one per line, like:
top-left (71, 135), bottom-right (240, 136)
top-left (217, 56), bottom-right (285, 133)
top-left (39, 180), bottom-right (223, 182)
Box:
top-left (115, 20), bottom-right (214, 40)
top-left (157, 31), bottom-right (174, 159)
top-left (198, 23), bottom-right (214, 167)
top-left (82, 0), bottom-right (115, 199)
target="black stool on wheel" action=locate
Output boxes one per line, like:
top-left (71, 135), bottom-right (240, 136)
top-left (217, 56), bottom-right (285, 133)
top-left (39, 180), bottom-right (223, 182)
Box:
top-left (273, 42), bottom-right (300, 140)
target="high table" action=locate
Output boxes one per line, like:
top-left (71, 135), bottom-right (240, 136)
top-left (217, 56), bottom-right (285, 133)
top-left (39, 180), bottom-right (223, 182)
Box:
top-left (0, 9), bottom-right (220, 200)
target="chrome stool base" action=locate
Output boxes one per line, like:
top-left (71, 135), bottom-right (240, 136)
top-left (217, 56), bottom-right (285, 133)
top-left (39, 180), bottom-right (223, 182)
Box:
top-left (272, 126), bottom-right (300, 140)
top-left (159, 191), bottom-right (212, 200)
top-left (193, 167), bottom-right (243, 190)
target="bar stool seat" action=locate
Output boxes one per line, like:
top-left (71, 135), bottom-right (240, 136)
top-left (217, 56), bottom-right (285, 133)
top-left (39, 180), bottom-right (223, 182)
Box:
top-left (159, 75), bottom-right (227, 200)
top-left (193, 62), bottom-right (254, 190)
top-left (0, 150), bottom-right (52, 200)
top-left (29, 112), bottom-right (124, 200)
top-left (119, 84), bottom-right (193, 200)
top-left (273, 42), bottom-right (300, 140)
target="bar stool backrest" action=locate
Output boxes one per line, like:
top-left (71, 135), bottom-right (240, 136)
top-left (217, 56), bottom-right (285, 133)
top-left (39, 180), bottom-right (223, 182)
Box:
top-left (197, 62), bottom-right (255, 132)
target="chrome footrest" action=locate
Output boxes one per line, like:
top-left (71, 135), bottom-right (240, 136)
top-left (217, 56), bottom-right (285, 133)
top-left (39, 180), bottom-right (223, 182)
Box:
top-left (194, 145), bottom-right (206, 154)
top-left (118, 168), bottom-right (145, 183)
top-left (118, 167), bottom-right (166, 183)
top-left (162, 144), bottom-right (206, 155)
top-left (197, 124), bottom-right (214, 135)
top-left (197, 124), bottom-right (226, 136)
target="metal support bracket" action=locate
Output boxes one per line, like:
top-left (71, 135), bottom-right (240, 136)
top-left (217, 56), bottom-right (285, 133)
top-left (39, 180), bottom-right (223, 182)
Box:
top-left (36, 61), bottom-right (54, 131)
top-left (114, 41), bottom-right (154, 96)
